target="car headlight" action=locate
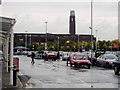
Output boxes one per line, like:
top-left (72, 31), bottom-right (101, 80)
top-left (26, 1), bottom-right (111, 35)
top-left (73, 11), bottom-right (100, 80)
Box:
top-left (109, 62), bottom-right (113, 64)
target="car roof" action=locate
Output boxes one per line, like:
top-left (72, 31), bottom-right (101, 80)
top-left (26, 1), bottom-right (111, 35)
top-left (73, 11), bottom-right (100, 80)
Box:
top-left (70, 52), bottom-right (85, 56)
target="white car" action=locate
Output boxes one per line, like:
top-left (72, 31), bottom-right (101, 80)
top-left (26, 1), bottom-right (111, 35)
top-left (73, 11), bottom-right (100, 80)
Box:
top-left (0, 51), bottom-right (3, 61)
top-left (62, 52), bottom-right (70, 61)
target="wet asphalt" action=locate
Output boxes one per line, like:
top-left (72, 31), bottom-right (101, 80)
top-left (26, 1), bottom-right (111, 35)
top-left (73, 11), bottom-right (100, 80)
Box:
top-left (17, 55), bottom-right (120, 88)
top-left (0, 61), bottom-right (2, 89)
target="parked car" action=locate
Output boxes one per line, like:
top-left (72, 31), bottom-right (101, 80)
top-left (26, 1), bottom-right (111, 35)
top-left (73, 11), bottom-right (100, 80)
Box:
top-left (46, 51), bottom-right (59, 61)
top-left (115, 51), bottom-right (120, 57)
top-left (113, 56), bottom-right (120, 75)
top-left (35, 50), bottom-right (44, 59)
top-left (96, 54), bottom-right (118, 68)
top-left (69, 52), bottom-right (91, 68)
top-left (27, 51), bottom-right (32, 57)
top-left (62, 52), bottom-right (70, 61)
top-left (95, 49), bottom-right (106, 58)
top-left (0, 53), bottom-right (3, 61)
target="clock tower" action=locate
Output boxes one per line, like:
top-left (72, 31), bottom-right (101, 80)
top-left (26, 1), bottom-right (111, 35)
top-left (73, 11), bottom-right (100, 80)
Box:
top-left (69, 10), bottom-right (76, 35)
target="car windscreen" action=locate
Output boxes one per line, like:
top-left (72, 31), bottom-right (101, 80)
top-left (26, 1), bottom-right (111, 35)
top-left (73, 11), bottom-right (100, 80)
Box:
top-left (106, 54), bottom-right (118, 59)
top-left (74, 55), bottom-right (88, 60)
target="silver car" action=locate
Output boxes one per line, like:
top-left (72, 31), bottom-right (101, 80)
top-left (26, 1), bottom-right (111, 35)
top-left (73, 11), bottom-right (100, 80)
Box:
top-left (96, 54), bottom-right (118, 68)
top-left (62, 52), bottom-right (70, 61)
top-left (0, 53), bottom-right (3, 61)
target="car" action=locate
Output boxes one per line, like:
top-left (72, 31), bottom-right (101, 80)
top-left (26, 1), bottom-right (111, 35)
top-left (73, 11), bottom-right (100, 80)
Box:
top-left (0, 53), bottom-right (3, 61)
top-left (62, 52), bottom-right (70, 61)
top-left (96, 54), bottom-right (118, 68)
top-left (113, 57), bottom-right (120, 75)
top-left (112, 55), bottom-right (120, 75)
top-left (35, 50), bottom-right (44, 59)
top-left (95, 49), bottom-right (106, 58)
top-left (46, 51), bottom-right (59, 61)
top-left (69, 52), bottom-right (91, 68)
top-left (115, 51), bottom-right (120, 57)
top-left (27, 51), bottom-right (32, 57)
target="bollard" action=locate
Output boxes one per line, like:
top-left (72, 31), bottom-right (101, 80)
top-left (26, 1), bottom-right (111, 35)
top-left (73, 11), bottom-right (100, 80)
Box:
top-left (13, 66), bottom-right (17, 86)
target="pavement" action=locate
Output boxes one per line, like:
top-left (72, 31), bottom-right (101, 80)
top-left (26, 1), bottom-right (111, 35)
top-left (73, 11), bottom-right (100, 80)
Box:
top-left (2, 61), bottom-right (23, 90)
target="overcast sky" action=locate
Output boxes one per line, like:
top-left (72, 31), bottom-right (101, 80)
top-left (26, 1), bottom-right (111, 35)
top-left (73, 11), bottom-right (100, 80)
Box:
top-left (1, 0), bottom-right (119, 40)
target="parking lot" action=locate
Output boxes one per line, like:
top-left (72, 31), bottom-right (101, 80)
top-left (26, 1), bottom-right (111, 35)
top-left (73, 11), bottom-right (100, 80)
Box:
top-left (17, 55), bottom-right (120, 88)
top-left (0, 61), bottom-right (2, 89)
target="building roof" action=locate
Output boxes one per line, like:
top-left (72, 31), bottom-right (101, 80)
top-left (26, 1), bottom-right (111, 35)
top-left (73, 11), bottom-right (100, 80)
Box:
top-left (0, 16), bottom-right (16, 49)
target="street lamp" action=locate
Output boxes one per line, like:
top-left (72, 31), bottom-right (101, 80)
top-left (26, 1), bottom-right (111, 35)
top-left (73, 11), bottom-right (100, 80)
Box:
top-left (78, 34), bottom-right (79, 52)
top-left (57, 36), bottom-right (59, 52)
top-left (96, 30), bottom-right (98, 51)
top-left (89, 0), bottom-right (93, 63)
top-left (25, 30), bottom-right (27, 55)
top-left (29, 35), bottom-right (31, 51)
top-left (29, 35), bottom-right (31, 46)
top-left (74, 46), bottom-right (76, 52)
top-left (66, 40), bottom-right (70, 51)
top-left (45, 22), bottom-right (48, 51)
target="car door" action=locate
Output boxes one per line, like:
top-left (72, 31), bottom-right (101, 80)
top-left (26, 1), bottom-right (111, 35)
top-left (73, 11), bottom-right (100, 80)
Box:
top-left (101, 55), bottom-right (107, 66)
top-left (99, 55), bottom-right (106, 66)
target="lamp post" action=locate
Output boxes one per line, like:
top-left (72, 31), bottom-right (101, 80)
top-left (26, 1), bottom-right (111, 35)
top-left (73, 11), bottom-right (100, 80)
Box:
top-left (25, 30), bottom-right (27, 55)
top-left (89, 0), bottom-right (93, 63)
top-left (96, 30), bottom-right (97, 51)
top-left (66, 40), bottom-right (70, 52)
top-left (29, 35), bottom-right (31, 51)
top-left (45, 22), bottom-right (48, 51)
top-left (78, 34), bottom-right (79, 52)
top-left (57, 36), bottom-right (59, 52)
top-left (29, 35), bottom-right (31, 46)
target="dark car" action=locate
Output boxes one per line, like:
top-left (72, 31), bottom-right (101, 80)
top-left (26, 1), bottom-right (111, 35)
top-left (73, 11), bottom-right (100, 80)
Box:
top-left (69, 53), bottom-right (91, 68)
top-left (35, 50), bottom-right (44, 59)
top-left (113, 56), bottom-right (120, 75)
top-left (96, 54), bottom-right (118, 68)
top-left (95, 49), bottom-right (106, 58)
top-left (46, 51), bottom-right (59, 61)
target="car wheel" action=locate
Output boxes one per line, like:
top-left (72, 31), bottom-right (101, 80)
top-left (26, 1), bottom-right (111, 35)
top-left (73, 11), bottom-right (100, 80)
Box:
top-left (114, 66), bottom-right (119, 75)
top-left (96, 61), bottom-right (100, 67)
top-left (88, 65), bottom-right (90, 69)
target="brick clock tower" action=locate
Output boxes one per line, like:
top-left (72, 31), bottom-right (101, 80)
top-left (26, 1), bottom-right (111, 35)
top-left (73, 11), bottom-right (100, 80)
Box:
top-left (69, 10), bottom-right (76, 35)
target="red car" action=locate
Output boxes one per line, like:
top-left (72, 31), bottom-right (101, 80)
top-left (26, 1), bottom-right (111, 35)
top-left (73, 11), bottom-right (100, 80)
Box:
top-left (69, 53), bottom-right (91, 69)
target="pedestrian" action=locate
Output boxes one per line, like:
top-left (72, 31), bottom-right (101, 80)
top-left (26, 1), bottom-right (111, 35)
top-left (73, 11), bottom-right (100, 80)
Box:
top-left (44, 52), bottom-right (48, 61)
top-left (57, 51), bottom-right (60, 59)
top-left (31, 52), bottom-right (35, 64)
top-left (66, 56), bottom-right (70, 66)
